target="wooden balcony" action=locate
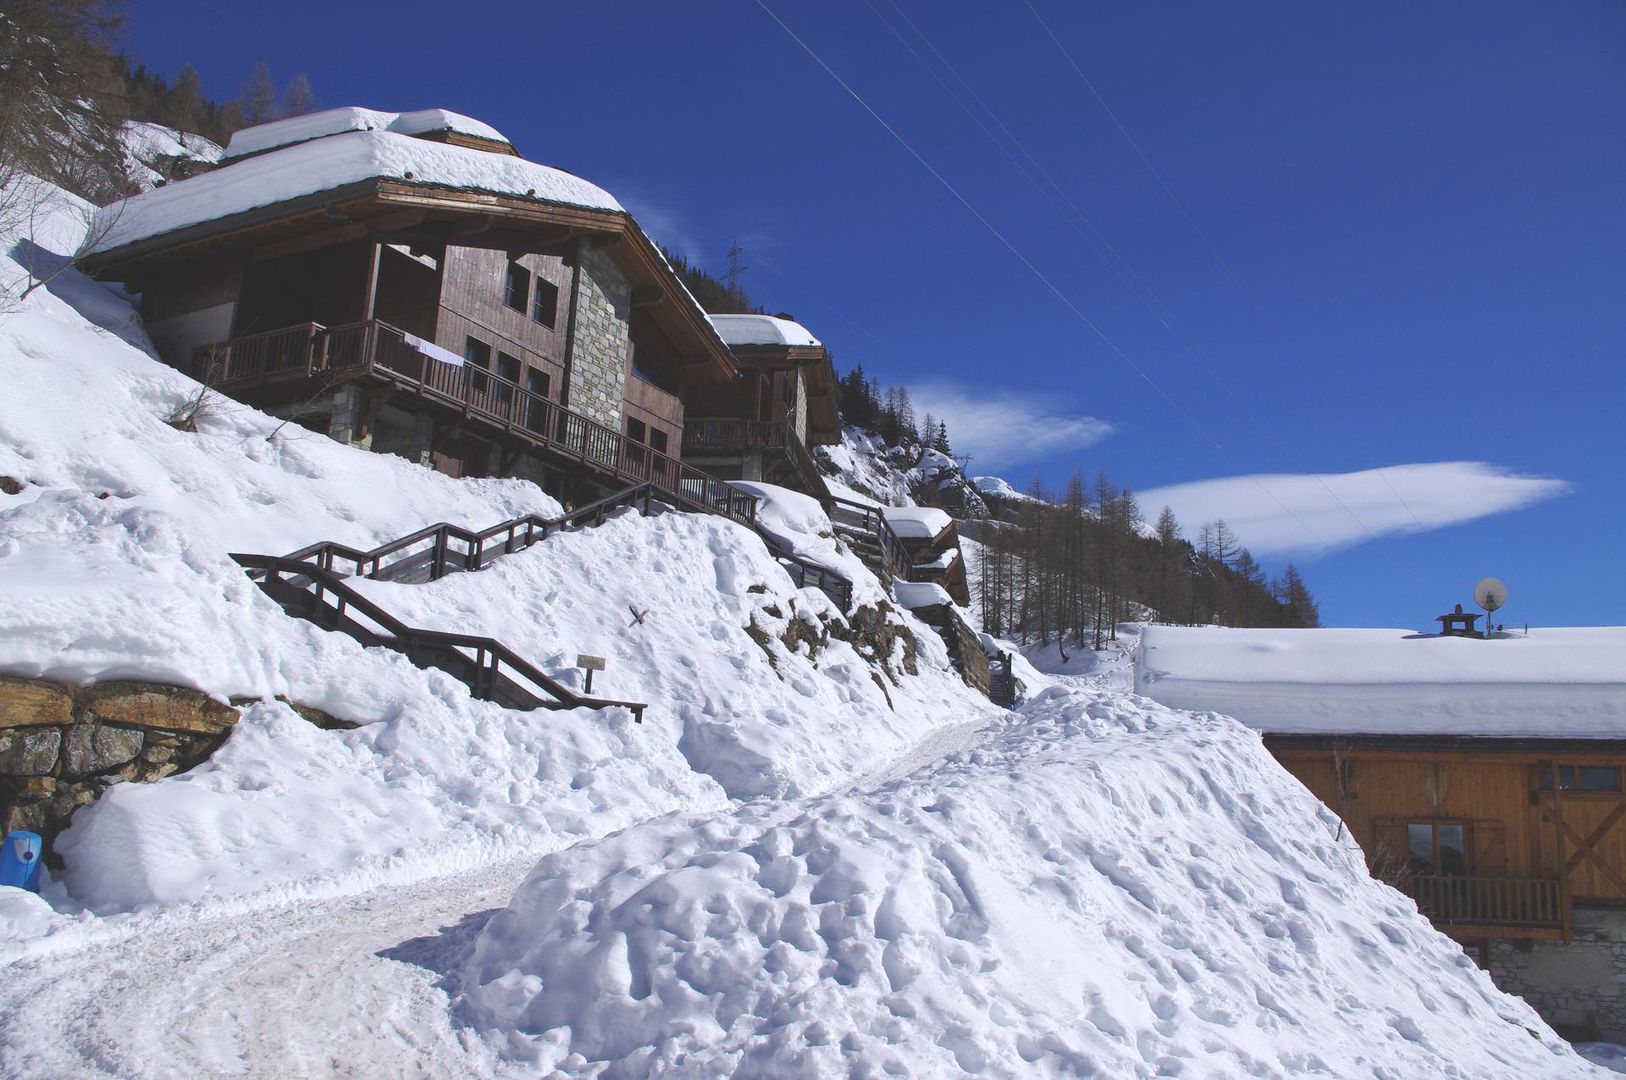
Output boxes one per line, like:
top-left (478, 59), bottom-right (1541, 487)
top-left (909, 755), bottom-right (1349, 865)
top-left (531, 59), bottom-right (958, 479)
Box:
top-left (191, 321), bottom-right (756, 523)
top-left (683, 418), bottom-right (832, 502)
top-left (1406, 874), bottom-right (1570, 940)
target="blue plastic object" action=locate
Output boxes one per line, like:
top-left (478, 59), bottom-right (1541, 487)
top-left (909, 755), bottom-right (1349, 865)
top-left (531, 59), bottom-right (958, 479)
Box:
top-left (1, 831), bottom-right (43, 893)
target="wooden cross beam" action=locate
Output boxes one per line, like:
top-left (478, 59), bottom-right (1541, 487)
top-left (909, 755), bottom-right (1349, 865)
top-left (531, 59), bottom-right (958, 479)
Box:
top-left (1562, 801), bottom-right (1626, 895)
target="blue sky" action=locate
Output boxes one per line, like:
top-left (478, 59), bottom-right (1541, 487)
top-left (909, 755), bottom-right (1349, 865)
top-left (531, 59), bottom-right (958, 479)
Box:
top-left (124, 1), bottom-right (1625, 628)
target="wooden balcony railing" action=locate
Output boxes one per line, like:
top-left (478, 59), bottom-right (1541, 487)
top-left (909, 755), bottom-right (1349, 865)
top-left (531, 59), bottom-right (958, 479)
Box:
top-left (192, 321), bottom-right (756, 526)
top-left (1406, 874), bottom-right (1568, 932)
top-left (683, 418), bottom-right (793, 453)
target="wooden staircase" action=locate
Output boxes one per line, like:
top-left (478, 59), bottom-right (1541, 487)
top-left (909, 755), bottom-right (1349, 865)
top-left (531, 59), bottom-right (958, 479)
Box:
top-left (988, 650), bottom-right (1018, 707)
top-left (233, 553), bottom-right (647, 720)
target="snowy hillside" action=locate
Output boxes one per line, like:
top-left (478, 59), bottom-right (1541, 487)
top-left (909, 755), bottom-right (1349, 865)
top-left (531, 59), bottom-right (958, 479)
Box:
top-left (118, 121), bottom-right (223, 191)
top-left (818, 426), bottom-right (988, 516)
top-left (0, 180), bottom-right (1609, 1076)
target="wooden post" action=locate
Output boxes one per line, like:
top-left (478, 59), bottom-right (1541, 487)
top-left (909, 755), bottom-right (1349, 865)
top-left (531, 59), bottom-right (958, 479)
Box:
top-left (361, 241), bottom-right (382, 323)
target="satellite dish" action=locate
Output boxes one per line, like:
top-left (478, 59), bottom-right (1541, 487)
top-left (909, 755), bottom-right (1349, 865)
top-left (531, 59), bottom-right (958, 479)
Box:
top-left (1474, 577), bottom-right (1508, 615)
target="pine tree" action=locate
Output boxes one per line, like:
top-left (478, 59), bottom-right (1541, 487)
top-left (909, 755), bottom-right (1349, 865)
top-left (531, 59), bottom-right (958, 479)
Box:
top-left (280, 72), bottom-right (316, 118)
top-left (239, 58), bottom-right (277, 125)
top-left (934, 420), bottom-right (951, 455)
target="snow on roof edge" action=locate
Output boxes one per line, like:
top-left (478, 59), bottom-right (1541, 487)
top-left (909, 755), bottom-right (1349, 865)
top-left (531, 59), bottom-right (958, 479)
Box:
top-left (708, 314), bottom-right (822, 349)
top-left (224, 107), bottom-right (510, 159)
top-left (88, 130), bottom-right (622, 257)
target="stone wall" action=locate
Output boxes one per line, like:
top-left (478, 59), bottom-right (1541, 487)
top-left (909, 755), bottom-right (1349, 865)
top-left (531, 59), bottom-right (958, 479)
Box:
top-left (1486, 907), bottom-right (1626, 1041)
top-left (569, 246), bottom-right (631, 432)
top-left (0, 675), bottom-right (351, 864)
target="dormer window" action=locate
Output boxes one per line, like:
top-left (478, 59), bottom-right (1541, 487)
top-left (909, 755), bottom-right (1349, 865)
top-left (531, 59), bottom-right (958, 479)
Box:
top-left (503, 262), bottom-right (529, 313)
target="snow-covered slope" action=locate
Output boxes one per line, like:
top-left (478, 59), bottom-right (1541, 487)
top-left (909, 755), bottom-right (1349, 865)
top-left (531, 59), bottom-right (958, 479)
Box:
top-left (118, 121), bottom-right (223, 191)
top-left (459, 685), bottom-right (1592, 1077)
top-left (0, 183), bottom-right (979, 915)
top-left (817, 426), bottom-right (987, 517)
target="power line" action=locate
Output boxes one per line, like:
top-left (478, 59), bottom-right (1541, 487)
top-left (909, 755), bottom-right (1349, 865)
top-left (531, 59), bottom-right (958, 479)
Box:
top-left (752, 0), bottom-right (1335, 553)
top-left (1019, 0), bottom-right (1429, 536)
top-left (878, 0), bottom-right (1382, 546)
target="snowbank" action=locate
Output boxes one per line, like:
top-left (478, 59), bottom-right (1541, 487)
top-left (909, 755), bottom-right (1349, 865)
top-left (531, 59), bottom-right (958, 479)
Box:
top-left (1137, 626), bottom-right (1626, 738)
top-left (224, 107), bottom-right (510, 159)
top-left (459, 684), bottom-right (1591, 1076)
top-left (727, 480), bottom-right (881, 607)
top-left (706, 313), bottom-right (821, 348)
top-left (89, 129), bottom-right (622, 256)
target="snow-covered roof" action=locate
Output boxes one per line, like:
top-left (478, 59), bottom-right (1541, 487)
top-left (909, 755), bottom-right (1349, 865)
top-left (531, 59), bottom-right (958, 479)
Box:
top-left (88, 130), bottom-right (621, 256)
top-left (707, 314), bottom-right (822, 349)
top-left (224, 107), bottom-right (510, 159)
top-left (892, 580), bottom-right (954, 609)
top-left (1136, 625), bottom-right (1626, 739)
top-left (882, 505), bottom-right (953, 540)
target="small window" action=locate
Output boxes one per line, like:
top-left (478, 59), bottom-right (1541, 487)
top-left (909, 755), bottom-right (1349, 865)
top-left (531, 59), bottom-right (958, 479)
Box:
top-left (532, 278), bottom-right (559, 328)
top-left (1541, 765), bottom-right (1623, 792)
top-left (495, 351), bottom-right (520, 403)
top-left (465, 337), bottom-right (492, 393)
top-left (625, 417), bottom-right (646, 444)
top-left (649, 428), bottom-right (669, 456)
top-left (504, 262), bottom-right (529, 313)
top-left (1408, 822), bottom-right (1467, 877)
top-left (523, 370), bottom-right (550, 433)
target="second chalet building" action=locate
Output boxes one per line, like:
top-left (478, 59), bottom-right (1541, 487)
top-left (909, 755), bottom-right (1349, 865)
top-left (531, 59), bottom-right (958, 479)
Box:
top-left (81, 107), bottom-right (837, 510)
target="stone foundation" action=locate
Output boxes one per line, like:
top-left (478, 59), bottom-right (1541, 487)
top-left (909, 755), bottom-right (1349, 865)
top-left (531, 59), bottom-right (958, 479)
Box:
top-left (1485, 908), bottom-right (1626, 1041)
top-left (0, 675), bottom-right (352, 865)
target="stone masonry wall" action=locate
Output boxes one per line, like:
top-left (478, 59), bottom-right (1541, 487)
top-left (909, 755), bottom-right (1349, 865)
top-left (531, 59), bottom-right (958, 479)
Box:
top-left (0, 675), bottom-right (351, 865)
top-left (570, 246), bottom-right (631, 432)
top-left (1486, 907), bottom-right (1626, 1041)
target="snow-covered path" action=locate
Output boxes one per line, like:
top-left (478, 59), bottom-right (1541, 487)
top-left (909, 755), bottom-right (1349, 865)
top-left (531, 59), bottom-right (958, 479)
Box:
top-left (0, 703), bottom-right (1003, 1080)
top-left (0, 853), bottom-right (539, 1078)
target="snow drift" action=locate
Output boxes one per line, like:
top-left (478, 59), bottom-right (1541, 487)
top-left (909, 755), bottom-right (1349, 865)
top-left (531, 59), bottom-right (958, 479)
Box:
top-left (459, 685), bottom-right (1590, 1077)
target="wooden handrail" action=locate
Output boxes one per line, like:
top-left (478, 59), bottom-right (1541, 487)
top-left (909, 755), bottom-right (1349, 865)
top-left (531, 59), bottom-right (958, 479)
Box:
top-left (264, 479), bottom-right (854, 612)
top-left (195, 320), bottom-right (759, 528)
top-left (1406, 874), bottom-right (1568, 928)
top-left (829, 493), bottom-right (915, 581)
top-left (231, 553), bottom-right (646, 721)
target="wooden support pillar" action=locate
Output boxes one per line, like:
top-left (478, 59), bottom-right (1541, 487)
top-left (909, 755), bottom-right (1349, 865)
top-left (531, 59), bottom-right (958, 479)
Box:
top-left (360, 240), bottom-right (382, 323)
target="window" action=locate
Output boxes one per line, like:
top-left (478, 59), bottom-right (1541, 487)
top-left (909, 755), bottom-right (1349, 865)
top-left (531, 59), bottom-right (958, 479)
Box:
top-left (649, 428), bottom-right (669, 456)
top-left (625, 417), bottom-right (647, 444)
top-left (1540, 765), bottom-right (1623, 792)
top-left (465, 337), bottom-right (492, 394)
top-left (524, 370), bottom-right (550, 433)
top-left (495, 351), bottom-right (520, 405)
top-left (1408, 822), bottom-right (1467, 876)
top-left (504, 262), bottom-right (529, 313)
top-left (532, 278), bottom-right (559, 328)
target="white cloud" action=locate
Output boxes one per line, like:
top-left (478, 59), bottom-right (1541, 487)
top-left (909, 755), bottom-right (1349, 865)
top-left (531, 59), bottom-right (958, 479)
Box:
top-left (908, 382), bottom-right (1115, 470)
top-left (1140, 462), bottom-right (1571, 556)
top-left (614, 189), bottom-right (704, 260)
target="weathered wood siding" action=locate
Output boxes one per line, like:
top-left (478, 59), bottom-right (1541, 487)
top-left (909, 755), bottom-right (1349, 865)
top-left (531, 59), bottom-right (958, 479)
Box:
top-left (1272, 747), bottom-right (1626, 903)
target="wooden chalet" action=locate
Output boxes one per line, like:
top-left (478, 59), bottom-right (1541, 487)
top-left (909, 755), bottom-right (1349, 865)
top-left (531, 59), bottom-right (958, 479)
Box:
top-left (681, 314), bottom-right (840, 500)
top-left (82, 107), bottom-right (741, 506)
top-left (1136, 624), bottom-right (1626, 1038)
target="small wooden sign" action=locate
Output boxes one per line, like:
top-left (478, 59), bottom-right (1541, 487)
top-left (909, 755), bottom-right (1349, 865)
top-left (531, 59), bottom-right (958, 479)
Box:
top-left (576, 655), bottom-right (607, 671)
